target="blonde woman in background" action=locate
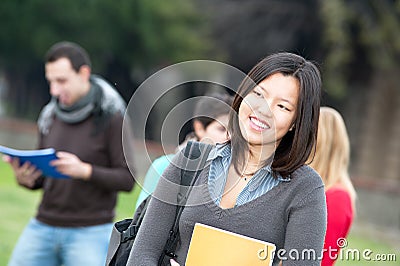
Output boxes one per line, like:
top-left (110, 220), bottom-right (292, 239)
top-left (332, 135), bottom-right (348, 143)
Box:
top-left (309, 106), bottom-right (356, 266)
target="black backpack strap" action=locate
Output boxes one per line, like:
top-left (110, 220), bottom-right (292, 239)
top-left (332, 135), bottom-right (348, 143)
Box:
top-left (159, 141), bottom-right (213, 264)
top-left (120, 195), bottom-right (151, 243)
top-left (177, 140), bottom-right (213, 204)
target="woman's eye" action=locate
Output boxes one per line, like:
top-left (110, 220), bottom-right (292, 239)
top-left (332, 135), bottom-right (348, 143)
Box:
top-left (278, 104), bottom-right (290, 111)
top-left (217, 126), bottom-right (226, 132)
top-left (253, 91), bottom-right (262, 97)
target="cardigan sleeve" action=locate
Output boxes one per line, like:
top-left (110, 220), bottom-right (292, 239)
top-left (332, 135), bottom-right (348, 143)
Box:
top-left (282, 183), bottom-right (327, 265)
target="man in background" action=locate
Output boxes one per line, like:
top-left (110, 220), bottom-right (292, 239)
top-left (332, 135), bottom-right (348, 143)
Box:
top-left (5, 41), bottom-right (134, 266)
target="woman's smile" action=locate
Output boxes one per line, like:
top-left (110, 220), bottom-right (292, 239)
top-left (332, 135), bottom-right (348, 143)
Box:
top-left (249, 116), bottom-right (271, 132)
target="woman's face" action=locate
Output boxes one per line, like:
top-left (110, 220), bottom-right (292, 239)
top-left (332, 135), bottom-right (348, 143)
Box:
top-left (238, 72), bottom-right (299, 147)
top-left (205, 114), bottom-right (230, 143)
top-left (195, 114), bottom-right (230, 144)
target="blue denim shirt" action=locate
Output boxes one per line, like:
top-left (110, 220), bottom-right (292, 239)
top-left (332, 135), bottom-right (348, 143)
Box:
top-left (207, 143), bottom-right (290, 206)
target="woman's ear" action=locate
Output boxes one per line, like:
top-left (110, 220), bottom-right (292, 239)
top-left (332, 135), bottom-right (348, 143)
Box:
top-left (193, 120), bottom-right (205, 140)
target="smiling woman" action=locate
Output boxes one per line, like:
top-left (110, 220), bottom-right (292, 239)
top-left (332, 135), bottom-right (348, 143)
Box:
top-left (229, 53), bottom-right (321, 179)
top-left (128, 52), bottom-right (325, 266)
top-left (238, 73), bottom-right (299, 147)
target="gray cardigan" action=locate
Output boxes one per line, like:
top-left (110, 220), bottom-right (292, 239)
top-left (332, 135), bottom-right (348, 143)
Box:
top-left (128, 153), bottom-right (326, 265)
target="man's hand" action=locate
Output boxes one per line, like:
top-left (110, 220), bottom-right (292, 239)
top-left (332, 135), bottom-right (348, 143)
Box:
top-left (3, 155), bottom-right (42, 188)
top-left (50, 151), bottom-right (92, 180)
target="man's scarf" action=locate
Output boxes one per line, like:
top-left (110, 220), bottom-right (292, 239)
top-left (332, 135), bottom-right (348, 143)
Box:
top-left (38, 75), bottom-right (126, 135)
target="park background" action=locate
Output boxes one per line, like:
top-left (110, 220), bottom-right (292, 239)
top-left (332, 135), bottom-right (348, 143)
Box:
top-left (0, 0), bottom-right (399, 265)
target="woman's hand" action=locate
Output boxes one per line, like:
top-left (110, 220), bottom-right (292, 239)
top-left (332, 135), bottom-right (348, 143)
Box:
top-left (170, 259), bottom-right (180, 266)
top-left (50, 151), bottom-right (92, 180)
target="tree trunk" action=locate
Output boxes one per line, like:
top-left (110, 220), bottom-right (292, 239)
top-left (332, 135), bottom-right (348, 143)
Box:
top-left (355, 69), bottom-right (400, 182)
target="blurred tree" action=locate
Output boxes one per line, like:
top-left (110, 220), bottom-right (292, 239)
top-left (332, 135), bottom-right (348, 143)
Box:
top-left (195, 0), bottom-right (399, 99)
top-left (320, 0), bottom-right (400, 181)
top-left (320, 0), bottom-right (400, 98)
top-left (319, 0), bottom-right (353, 99)
top-left (0, 0), bottom-right (212, 118)
top-left (197, 0), bottom-right (323, 72)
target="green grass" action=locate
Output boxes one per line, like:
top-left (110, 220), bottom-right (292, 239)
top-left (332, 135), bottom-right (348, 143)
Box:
top-left (0, 163), bottom-right (40, 265)
top-left (0, 162), bottom-right (398, 265)
top-left (0, 161), bottom-right (141, 265)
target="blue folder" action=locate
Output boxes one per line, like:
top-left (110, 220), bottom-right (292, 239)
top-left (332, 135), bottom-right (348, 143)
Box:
top-left (0, 145), bottom-right (69, 178)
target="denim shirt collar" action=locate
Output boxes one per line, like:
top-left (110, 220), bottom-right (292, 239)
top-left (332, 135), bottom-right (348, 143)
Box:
top-left (247, 165), bottom-right (290, 192)
top-left (207, 142), bottom-right (231, 161)
top-left (208, 142), bottom-right (291, 191)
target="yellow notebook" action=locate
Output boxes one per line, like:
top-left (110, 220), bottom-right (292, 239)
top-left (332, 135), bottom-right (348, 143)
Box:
top-left (185, 223), bottom-right (276, 266)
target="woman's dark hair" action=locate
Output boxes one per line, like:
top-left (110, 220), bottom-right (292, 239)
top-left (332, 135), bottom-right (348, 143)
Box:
top-left (45, 41), bottom-right (91, 72)
top-left (193, 91), bottom-right (234, 129)
top-left (228, 52), bottom-right (321, 178)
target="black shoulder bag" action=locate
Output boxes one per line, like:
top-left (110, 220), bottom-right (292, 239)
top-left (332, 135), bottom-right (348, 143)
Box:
top-left (106, 141), bottom-right (213, 266)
